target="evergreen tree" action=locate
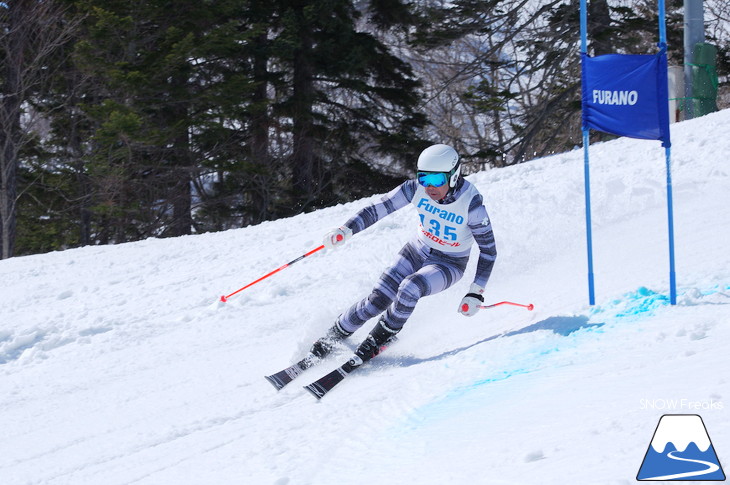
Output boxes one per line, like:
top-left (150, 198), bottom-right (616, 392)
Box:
top-left (32, 0), bottom-right (426, 246)
top-left (271, 0), bottom-right (425, 213)
top-left (70, 0), bottom-right (218, 241)
top-left (13, 0), bottom-right (728, 256)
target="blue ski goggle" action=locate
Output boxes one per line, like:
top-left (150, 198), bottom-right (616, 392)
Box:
top-left (417, 171), bottom-right (449, 188)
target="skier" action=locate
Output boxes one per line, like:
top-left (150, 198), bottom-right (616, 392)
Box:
top-left (311, 143), bottom-right (497, 368)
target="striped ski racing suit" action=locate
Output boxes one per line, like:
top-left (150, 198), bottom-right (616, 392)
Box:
top-left (336, 177), bottom-right (497, 334)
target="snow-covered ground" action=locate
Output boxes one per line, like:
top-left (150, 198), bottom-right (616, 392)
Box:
top-left (1, 110), bottom-right (728, 485)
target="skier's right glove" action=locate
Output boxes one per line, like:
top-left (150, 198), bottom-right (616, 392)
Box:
top-left (323, 226), bottom-right (353, 250)
top-left (458, 283), bottom-right (485, 317)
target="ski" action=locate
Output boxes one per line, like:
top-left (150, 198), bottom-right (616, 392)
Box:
top-left (304, 335), bottom-right (396, 399)
top-left (264, 354), bottom-right (320, 391)
top-left (303, 355), bottom-right (363, 399)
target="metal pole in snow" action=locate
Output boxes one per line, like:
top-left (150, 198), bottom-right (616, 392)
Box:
top-left (660, 0), bottom-right (678, 304)
top-left (580, 0), bottom-right (596, 305)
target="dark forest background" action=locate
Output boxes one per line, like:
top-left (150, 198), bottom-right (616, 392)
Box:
top-left (1, 0), bottom-right (728, 257)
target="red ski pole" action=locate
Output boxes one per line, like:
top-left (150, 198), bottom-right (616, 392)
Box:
top-left (478, 301), bottom-right (534, 311)
top-left (220, 244), bottom-right (326, 302)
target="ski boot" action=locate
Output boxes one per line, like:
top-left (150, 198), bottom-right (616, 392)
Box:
top-left (310, 321), bottom-right (352, 359)
top-left (353, 318), bottom-right (399, 364)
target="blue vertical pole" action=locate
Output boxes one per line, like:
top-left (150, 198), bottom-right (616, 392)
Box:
top-left (658, 0), bottom-right (667, 41)
top-left (583, 131), bottom-right (595, 305)
top-left (580, 0), bottom-right (595, 305)
top-left (658, 0), bottom-right (677, 304)
top-left (665, 146), bottom-right (677, 304)
top-left (580, 0), bottom-right (588, 55)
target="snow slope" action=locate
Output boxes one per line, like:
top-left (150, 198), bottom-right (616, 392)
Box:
top-left (1, 110), bottom-right (729, 485)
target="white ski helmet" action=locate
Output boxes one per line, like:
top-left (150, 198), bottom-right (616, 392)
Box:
top-left (417, 144), bottom-right (461, 188)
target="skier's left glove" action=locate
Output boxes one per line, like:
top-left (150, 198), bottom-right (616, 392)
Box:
top-left (458, 283), bottom-right (485, 317)
top-left (323, 226), bottom-right (353, 250)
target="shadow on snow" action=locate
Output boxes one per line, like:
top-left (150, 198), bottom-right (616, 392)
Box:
top-left (380, 315), bottom-right (604, 368)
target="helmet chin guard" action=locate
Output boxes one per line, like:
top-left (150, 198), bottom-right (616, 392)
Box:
top-left (417, 144), bottom-right (460, 188)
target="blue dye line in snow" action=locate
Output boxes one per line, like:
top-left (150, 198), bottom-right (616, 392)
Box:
top-left (710, 283), bottom-right (730, 295)
top-left (614, 287), bottom-right (670, 318)
top-left (397, 321), bottom-right (604, 431)
top-left (590, 285), bottom-right (729, 320)
top-left (398, 285), bottom-right (728, 431)
top-left (400, 368), bottom-right (535, 426)
top-left (461, 367), bottom-right (535, 391)
top-left (586, 286), bottom-right (670, 320)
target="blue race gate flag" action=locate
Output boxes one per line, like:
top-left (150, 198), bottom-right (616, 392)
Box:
top-left (579, 0), bottom-right (677, 307)
top-left (581, 52), bottom-right (671, 147)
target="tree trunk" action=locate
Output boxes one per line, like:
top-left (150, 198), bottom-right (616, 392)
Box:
top-left (588, 0), bottom-right (614, 56)
top-left (169, 71), bottom-right (193, 237)
top-left (0, 0), bottom-right (28, 258)
top-left (170, 119), bottom-right (193, 237)
top-left (290, 7), bottom-right (316, 210)
top-left (171, 166), bottom-right (193, 237)
top-left (0, 126), bottom-right (19, 259)
top-left (250, 31), bottom-right (271, 223)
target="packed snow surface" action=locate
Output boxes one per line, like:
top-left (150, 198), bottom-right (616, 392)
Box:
top-left (1, 110), bottom-right (729, 484)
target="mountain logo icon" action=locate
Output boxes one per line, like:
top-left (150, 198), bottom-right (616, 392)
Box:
top-left (637, 414), bottom-right (726, 481)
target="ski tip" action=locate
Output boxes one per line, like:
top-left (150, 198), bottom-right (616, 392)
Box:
top-left (220, 295), bottom-right (228, 303)
top-left (264, 374), bottom-right (286, 391)
top-left (303, 384), bottom-right (325, 400)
